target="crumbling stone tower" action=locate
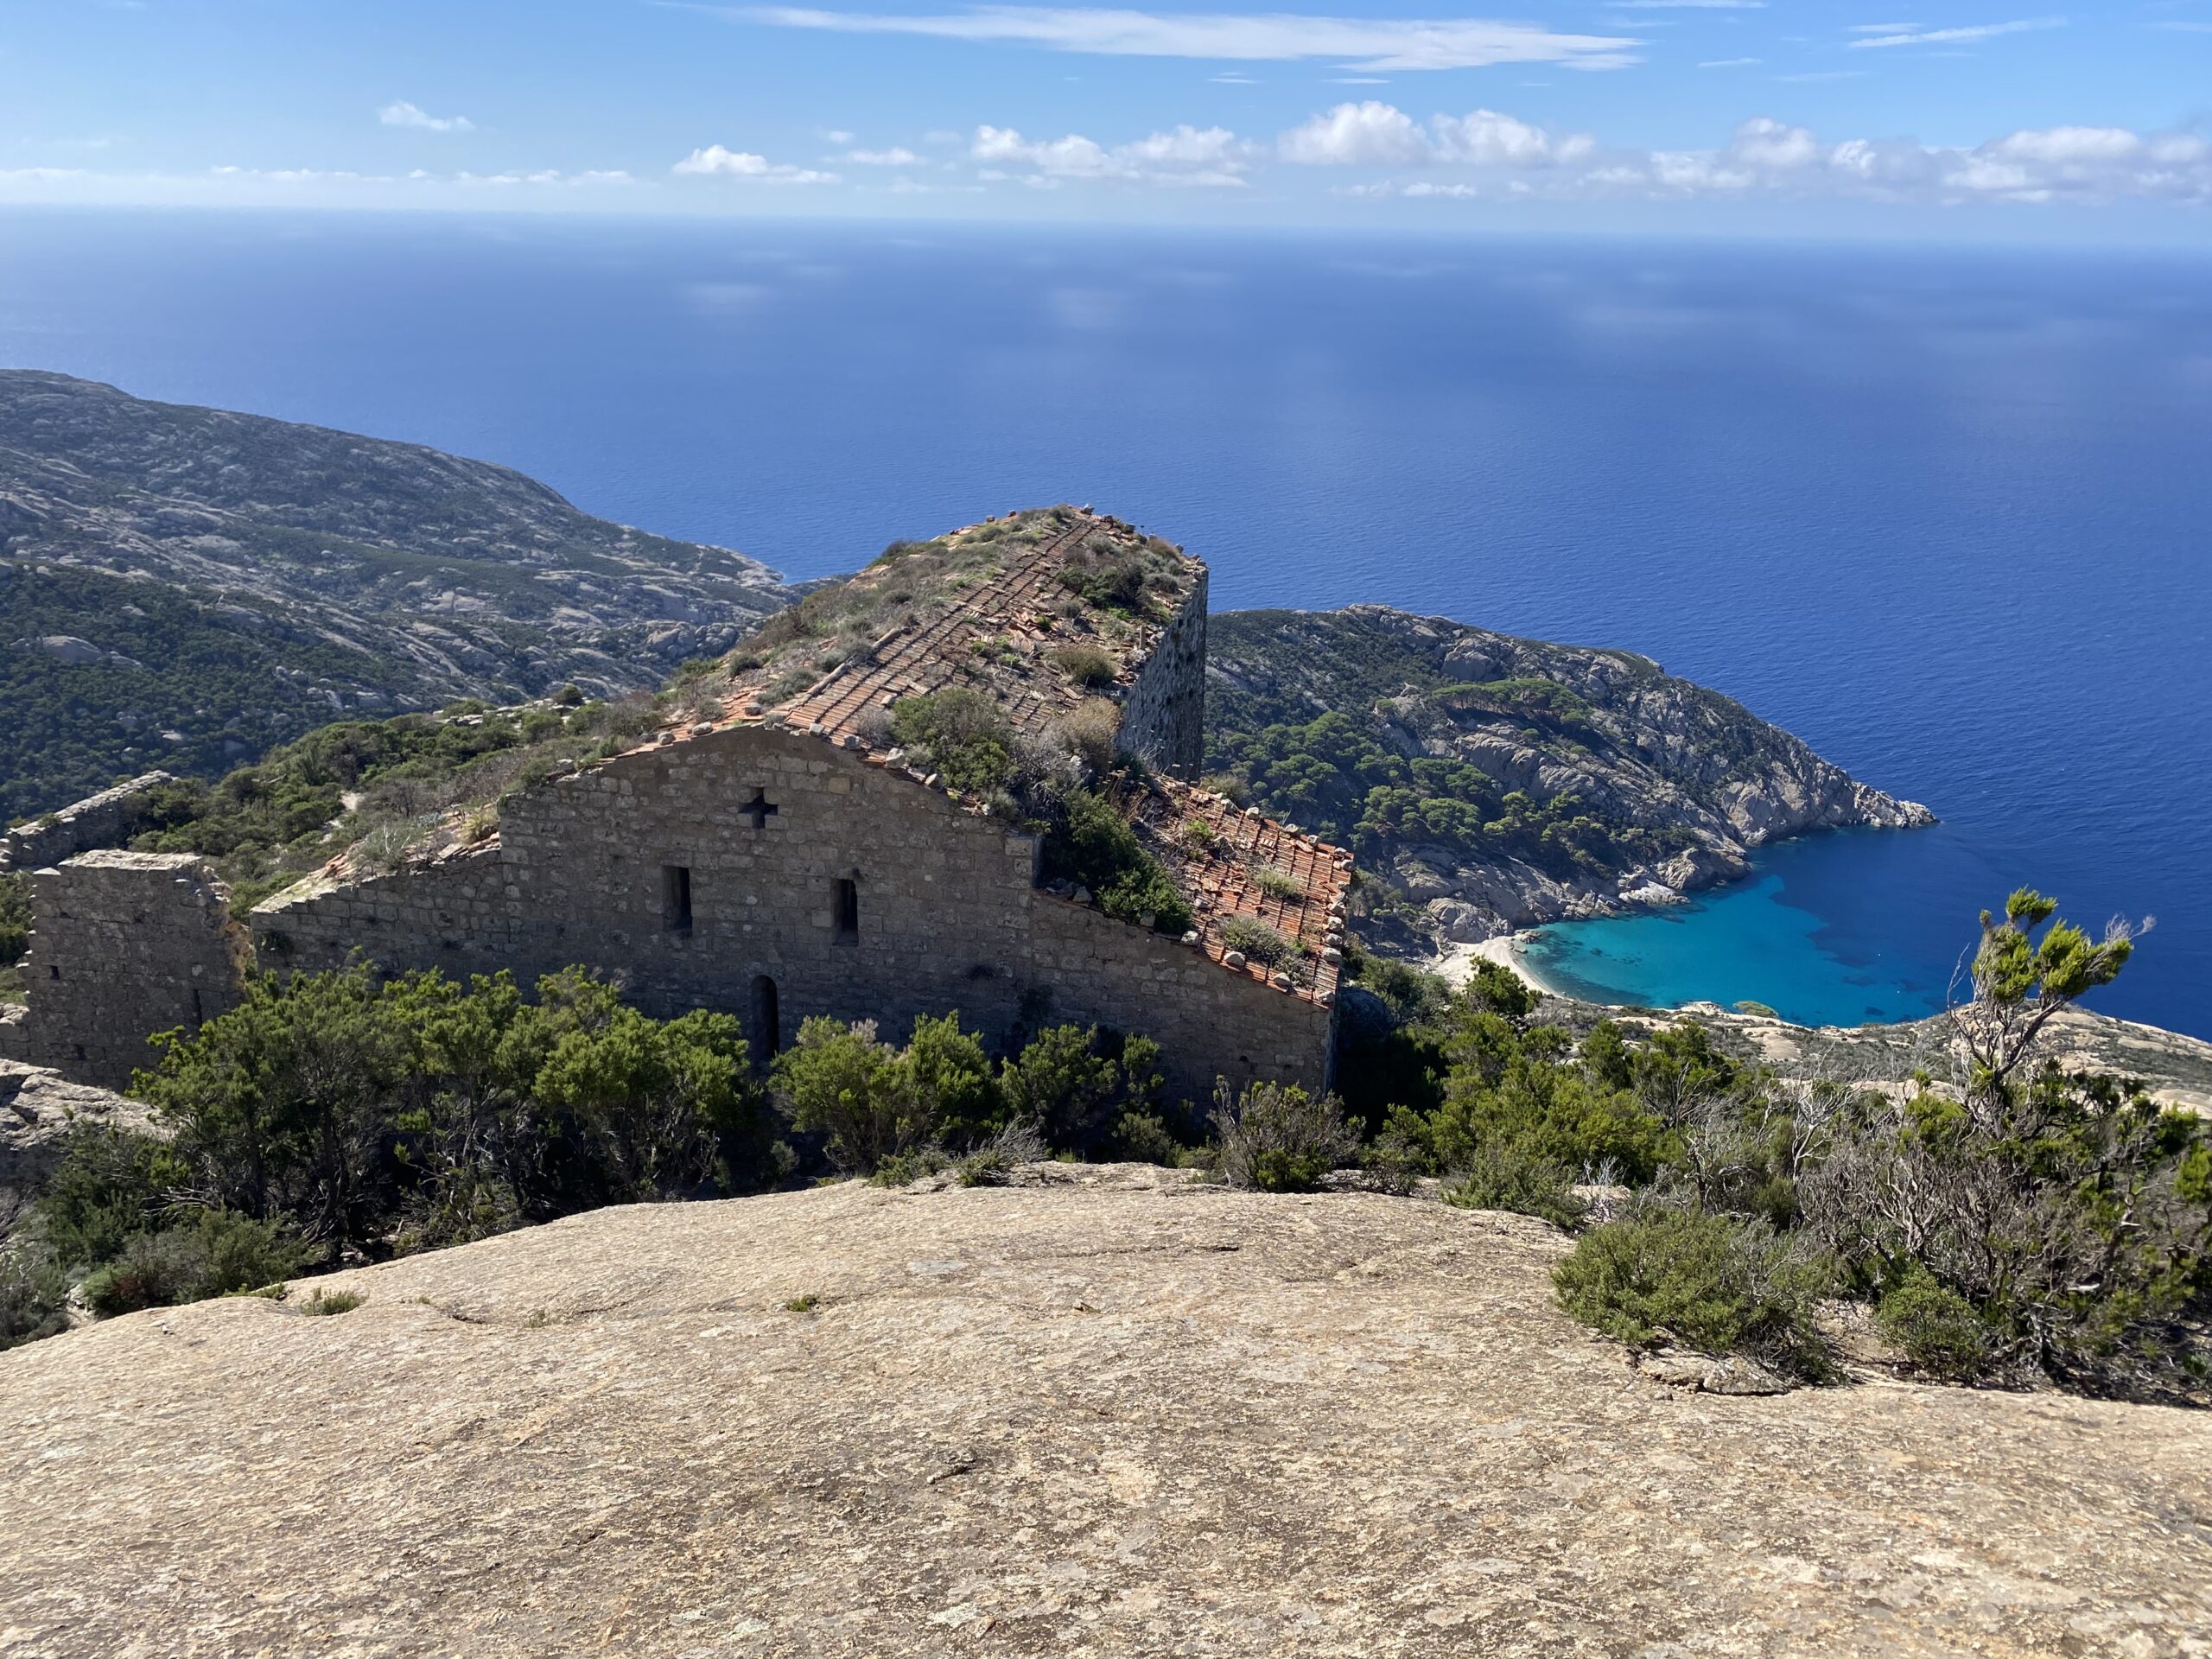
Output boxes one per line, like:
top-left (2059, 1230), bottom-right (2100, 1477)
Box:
top-left (0, 851), bottom-right (247, 1089)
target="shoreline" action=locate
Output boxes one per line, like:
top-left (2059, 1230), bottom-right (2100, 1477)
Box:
top-left (1438, 931), bottom-right (1573, 1001)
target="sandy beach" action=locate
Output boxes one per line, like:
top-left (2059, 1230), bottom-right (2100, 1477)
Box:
top-left (1439, 931), bottom-right (1568, 998)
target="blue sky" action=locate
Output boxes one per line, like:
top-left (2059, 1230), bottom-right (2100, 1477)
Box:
top-left (4, 2), bottom-right (2209, 232)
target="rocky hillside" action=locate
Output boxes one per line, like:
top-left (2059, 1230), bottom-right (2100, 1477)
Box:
top-left (1207, 607), bottom-right (1933, 950)
top-left (1, 1166), bottom-right (2203, 1656)
top-left (0, 372), bottom-right (794, 820)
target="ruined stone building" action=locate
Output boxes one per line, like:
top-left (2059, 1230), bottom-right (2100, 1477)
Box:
top-left (2, 508), bottom-right (1348, 1103)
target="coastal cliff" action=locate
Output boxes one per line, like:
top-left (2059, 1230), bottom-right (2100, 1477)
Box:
top-left (1207, 606), bottom-right (1933, 950)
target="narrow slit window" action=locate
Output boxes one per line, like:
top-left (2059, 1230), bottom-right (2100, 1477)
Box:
top-left (663, 865), bottom-right (693, 932)
top-left (832, 876), bottom-right (859, 945)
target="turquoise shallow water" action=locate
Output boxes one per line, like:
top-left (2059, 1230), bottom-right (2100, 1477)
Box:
top-left (1522, 826), bottom-right (1993, 1027)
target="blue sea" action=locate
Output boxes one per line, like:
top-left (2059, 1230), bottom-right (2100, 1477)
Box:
top-left (2, 210), bottom-right (2208, 1037)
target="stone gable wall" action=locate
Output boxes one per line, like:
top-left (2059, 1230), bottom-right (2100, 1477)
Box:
top-left (1116, 573), bottom-right (1207, 777)
top-left (256, 725), bottom-right (1332, 1105)
top-left (10, 851), bottom-right (247, 1089)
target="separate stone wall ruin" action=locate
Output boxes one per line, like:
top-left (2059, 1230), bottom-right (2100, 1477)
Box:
top-left (0, 772), bottom-right (174, 874)
top-left (6, 852), bottom-right (248, 1090)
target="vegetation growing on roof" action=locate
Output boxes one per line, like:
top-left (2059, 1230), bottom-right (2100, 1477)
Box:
top-left (723, 507), bottom-right (1197, 724)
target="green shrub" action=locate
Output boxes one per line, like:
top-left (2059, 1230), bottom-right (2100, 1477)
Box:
top-left (1553, 1210), bottom-right (1836, 1380)
top-left (1044, 790), bottom-right (1192, 935)
top-left (1444, 1145), bottom-right (1588, 1230)
top-left (0, 1244), bottom-right (68, 1351)
top-left (1214, 1081), bottom-right (1356, 1193)
top-left (33, 1125), bottom-right (191, 1268)
top-left (1464, 959), bottom-right (1537, 1020)
top-left (1876, 1268), bottom-right (1995, 1382)
top-left (1250, 865), bottom-right (1304, 903)
top-left (1049, 645), bottom-right (1118, 689)
top-left (1218, 914), bottom-right (1294, 967)
top-left (869, 1148), bottom-right (952, 1187)
top-left (77, 1210), bottom-right (309, 1316)
top-left (902, 1011), bottom-right (1008, 1148)
top-left (772, 1017), bottom-right (915, 1174)
top-left (0, 871), bottom-right (29, 967)
top-left (1001, 1025), bottom-right (1161, 1154)
top-left (79, 1229), bottom-right (204, 1316)
top-left (301, 1288), bottom-right (364, 1317)
top-left (1103, 1108), bottom-right (1184, 1166)
top-left (889, 687), bottom-right (1015, 793)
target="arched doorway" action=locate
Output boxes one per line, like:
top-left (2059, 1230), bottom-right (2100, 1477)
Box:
top-left (751, 975), bottom-right (781, 1060)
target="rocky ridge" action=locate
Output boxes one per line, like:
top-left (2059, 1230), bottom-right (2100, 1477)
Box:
top-left (0, 372), bottom-right (795, 818)
top-left (1, 1166), bottom-right (2205, 1657)
top-left (1207, 606), bottom-right (1934, 951)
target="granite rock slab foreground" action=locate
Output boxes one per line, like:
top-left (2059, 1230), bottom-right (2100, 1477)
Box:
top-left (2, 1166), bottom-right (2208, 1658)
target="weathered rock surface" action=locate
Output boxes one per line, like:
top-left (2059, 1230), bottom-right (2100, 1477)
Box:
top-left (3, 1166), bottom-right (2205, 1656)
top-left (0, 1059), bottom-right (152, 1216)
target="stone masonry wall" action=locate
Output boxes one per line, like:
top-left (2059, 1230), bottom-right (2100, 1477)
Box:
top-left (0, 772), bottom-right (174, 874)
top-left (1116, 572), bottom-right (1207, 778)
top-left (11, 852), bottom-right (248, 1089)
top-left (256, 724), bottom-right (1332, 1106)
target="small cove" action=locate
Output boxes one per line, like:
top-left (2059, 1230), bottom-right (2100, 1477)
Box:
top-left (1522, 825), bottom-right (1999, 1027)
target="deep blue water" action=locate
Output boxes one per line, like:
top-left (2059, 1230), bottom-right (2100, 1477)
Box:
top-left (2, 210), bottom-right (2207, 1035)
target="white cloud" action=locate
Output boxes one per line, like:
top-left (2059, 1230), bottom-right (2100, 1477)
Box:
top-left (1728, 115), bottom-right (1820, 169)
top-left (970, 122), bottom-right (1253, 183)
top-left (845, 146), bottom-right (921, 164)
top-left (1849, 16), bottom-right (2064, 49)
top-left (821, 128), bottom-right (856, 143)
top-left (1332, 113), bottom-right (2212, 207)
top-left (673, 144), bottom-right (840, 183)
top-left (378, 101), bottom-right (474, 134)
top-left (1985, 126), bottom-right (2138, 164)
top-left (1697, 57), bottom-right (1760, 68)
top-left (1433, 108), bottom-right (1587, 165)
top-left (1278, 101), bottom-right (1429, 165)
top-left (737, 7), bottom-right (1640, 72)
top-left (1280, 103), bottom-right (1591, 168)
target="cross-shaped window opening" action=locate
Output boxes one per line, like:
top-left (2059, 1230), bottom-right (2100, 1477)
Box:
top-left (740, 790), bottom-right (779, 830)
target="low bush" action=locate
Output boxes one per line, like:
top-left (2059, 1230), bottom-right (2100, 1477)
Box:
top-left (1053, 700), bottom-right (1123, 780)
top-left (1049, 645), bottom-right (1118, 689)
top-left (772, 1018), bottom-right (917, 1174)
top-left (0, 1244), bottom-right (68, 1351)
top-left (1043, 790), bottom-right (1192, 935)
top-left (1444, 1144), bottom-right (1588, 1230)
top-left (957, 1120), bottom-right (1049, 1186)
top-left (1876, 1268), bottom-right (1994, 1382)
top-left (1001, 1025), bottom-right (1162, 1155)
top-left (1214, 1081), bottom-right (1357, 1193)
top-left (1103, 1108), bottom-right (1184, 1166)
top-left (1552, 1210), bottom-right (1837, 1381)
top-left (77, 1211), bottom-right (309, 1316)
top-left (889, 687), bottom-right (1016, 794)
top-left (1218, 914), bottom-right (1295, 967)
top-left (301, 1288), bottom-right (364, 1317)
